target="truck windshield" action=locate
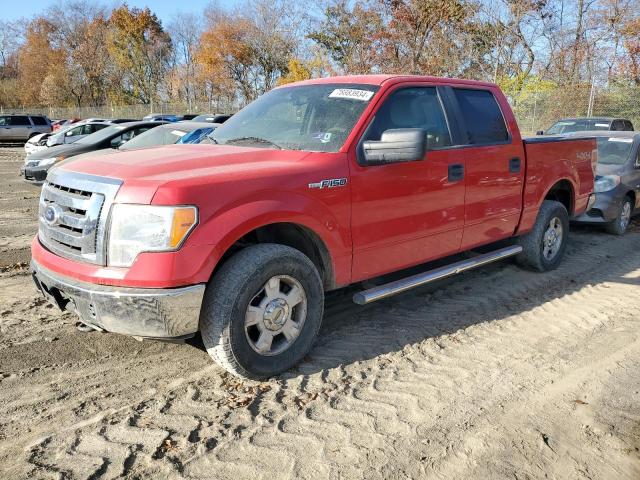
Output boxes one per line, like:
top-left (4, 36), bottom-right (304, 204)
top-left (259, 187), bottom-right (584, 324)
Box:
top-left (208, 84), bottom-right (379, 152)
top-left (596, 137), bottom-right (635, 165)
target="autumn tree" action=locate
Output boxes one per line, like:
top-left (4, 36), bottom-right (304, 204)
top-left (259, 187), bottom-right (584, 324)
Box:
top-left (107, 6), bottom-right (172, 107)
top-left (17, 19), bottom-right (59, 106)
top-left (308, 1), bottom-right (384, 74)
top-left (619, 16), bottom-right (640, 84)
top-left (197, 15), bottom-right (256, 102)
top-left (277, 58), bottom-right (312, 84)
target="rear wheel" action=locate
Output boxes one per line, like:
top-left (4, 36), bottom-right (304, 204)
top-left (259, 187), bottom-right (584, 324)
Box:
top-left (605, 197), bottom-right (632, 236)
top-left (516, 200), bottom-right (569, 272)
top-left (200, 244), bottom-right (324, 379)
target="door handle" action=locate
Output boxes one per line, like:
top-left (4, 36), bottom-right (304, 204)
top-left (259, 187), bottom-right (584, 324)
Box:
top-left (448, 163), bottom-right (464, 182)
top-left (509, 157), bottom-right (521, 173)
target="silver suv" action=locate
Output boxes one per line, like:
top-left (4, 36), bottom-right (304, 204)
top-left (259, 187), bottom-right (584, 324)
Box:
top-left (0, 114), bottom-right (52, 142)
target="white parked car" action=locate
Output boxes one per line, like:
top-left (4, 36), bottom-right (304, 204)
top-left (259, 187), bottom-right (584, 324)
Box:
top-left (45, 121), bottom-right (111, 147)
top-left (24, 132), bottom-right (50, 155)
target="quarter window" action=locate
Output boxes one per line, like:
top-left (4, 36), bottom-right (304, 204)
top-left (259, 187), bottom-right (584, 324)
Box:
top-left (453, 89), bottom-right (509, 144)
top-left (30, 116), bottom-right (48, 126)
top-left (363, 87), bottom-right (452, 150)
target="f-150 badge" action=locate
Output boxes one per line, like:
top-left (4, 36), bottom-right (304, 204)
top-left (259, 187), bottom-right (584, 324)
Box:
top-left (308, 178), bottom-right (347, 189)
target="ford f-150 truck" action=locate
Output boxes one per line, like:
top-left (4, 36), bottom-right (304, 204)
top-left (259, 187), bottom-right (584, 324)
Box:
top-left (31, 75), bottom-right (596, 378)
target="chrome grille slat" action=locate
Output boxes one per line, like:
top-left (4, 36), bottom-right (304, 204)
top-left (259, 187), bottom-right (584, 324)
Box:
top-left (38, 170), bottom-right (122, 265)
top-left (42, 184), bottom-right (92, 210)
top-left (45, 226), bottom-right (92, 249)
top-left (59, 211), bottom-right (86, 229)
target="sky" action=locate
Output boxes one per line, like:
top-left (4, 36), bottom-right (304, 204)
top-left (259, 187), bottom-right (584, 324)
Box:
top-left (2, 0), bottom-right (241, 25)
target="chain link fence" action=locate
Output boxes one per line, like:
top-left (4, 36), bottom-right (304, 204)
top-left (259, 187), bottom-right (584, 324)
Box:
top-left (0, 99), bottom-right (243, 120)
top-left (2, 85), bottom-right (639, 136)
top-left (509, 85), bottom-right (640, 136)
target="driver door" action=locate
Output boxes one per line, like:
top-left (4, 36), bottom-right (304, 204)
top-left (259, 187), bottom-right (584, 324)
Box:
top-left (350, 85), bottom-right (466, 281)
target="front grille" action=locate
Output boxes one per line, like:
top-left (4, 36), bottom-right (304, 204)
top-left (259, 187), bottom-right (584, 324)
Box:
top-left (38, 170), bottom-right (122, 265)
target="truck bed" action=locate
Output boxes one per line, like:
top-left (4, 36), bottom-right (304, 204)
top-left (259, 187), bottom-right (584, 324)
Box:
top-left (518, 135), bottom-right (596, 234)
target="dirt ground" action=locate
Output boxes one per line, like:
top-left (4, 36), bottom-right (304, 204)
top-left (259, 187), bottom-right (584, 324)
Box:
top-left (0, 145), bottom-right (639, 480)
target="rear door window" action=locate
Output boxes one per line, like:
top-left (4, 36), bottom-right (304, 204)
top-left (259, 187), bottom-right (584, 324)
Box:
top-left (90, 124), bottom-right (108, 134)
top-left (9, 116), bottom-right (30, 126)
top-left (453, 89), bottom-right (509, 144)
top-left (610, 120), bottom-right (625, 131)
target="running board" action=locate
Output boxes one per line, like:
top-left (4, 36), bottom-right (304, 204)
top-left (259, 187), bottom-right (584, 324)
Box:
top-left (352, 245), bottom-right (523, 305)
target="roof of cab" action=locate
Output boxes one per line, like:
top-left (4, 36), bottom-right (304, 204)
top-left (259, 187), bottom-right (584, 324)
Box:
top-left (278, 74), bottom-right (497, 89)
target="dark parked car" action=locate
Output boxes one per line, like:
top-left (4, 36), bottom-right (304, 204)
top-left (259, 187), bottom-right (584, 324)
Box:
top-left (118, 121), bottom-right (219, 150)
top-left (539, 117), bottom-right (634, 135)
top-left (192, 113), bottom-right (232, 123)
top-left (107, 118), bottom-right (139, 124)
top-left (570, 131), bottom-right (640, 234)
top-left (142, 113), bottom-right (180, 122)
top-left (21, 121), bottom-right (164, 183)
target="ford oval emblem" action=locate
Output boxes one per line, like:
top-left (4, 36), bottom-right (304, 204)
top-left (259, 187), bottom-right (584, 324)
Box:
top-left (44, 205), bottom-right (62, 226)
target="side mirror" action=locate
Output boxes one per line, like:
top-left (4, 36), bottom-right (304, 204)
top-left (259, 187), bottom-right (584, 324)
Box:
top-left (362, 128), bottom-right (426, 165)
top-left (536, 130), bottom-right (544, 135)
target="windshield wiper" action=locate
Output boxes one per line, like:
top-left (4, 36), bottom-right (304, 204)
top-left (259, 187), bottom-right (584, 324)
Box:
top-left (203, 134), bottom-right (218, 144)
top-left (224, 136), bottom-right (282, 149)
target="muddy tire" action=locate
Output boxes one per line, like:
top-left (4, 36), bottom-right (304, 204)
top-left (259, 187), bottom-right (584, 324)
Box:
top-left (200, 244), bottom-right (324, 379)
top-left (605, 196), bottom-right (632, 236)
top-left (516, 200), bottom-right (569, 272)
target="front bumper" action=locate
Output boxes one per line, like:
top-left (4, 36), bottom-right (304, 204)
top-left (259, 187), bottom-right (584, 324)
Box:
top-left (21, 164), bottom-right (49, 183)
top-left (31, 259), bottom-right (205, 338)
top-left (572, 191), bottom-right (621, 224)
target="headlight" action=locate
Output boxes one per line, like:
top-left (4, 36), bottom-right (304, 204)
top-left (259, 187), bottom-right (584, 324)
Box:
top-left (594, 175), bottom-right (620, 193)
top-left (107, 204), bottom-right (198, 267)
top-left (37, 157), bottom-right (59, 167)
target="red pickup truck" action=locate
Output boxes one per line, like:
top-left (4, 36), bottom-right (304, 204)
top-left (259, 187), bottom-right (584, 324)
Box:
top-left (31, 75), bottom-right (596, 378)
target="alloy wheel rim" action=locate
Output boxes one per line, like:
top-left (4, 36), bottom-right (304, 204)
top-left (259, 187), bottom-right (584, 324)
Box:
top-left (244, 275), bottom-right (307, 356)
top-left (620, 202), bottom-right (631, 231)
top-left (542, 216), bottom-right (563, 260)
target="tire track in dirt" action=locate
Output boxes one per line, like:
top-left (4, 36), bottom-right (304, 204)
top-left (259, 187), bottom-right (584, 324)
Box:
top-left (11, 226), bottom-right (639, 479)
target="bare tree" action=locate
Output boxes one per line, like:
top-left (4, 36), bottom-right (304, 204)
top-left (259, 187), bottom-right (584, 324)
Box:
top-left (168, 13), bottom-right (203, 111)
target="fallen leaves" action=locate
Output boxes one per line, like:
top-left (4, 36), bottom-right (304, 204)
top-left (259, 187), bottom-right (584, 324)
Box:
top-left (219, 374), bottom-right (272, 409)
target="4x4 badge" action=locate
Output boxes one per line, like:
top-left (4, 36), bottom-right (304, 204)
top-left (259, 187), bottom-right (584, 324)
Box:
top-left (308, 178), bottom-right (347, 189)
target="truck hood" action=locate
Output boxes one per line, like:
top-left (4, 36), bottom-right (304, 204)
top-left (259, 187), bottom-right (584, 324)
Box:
top-left (57, 144), bottom-right (313, 183)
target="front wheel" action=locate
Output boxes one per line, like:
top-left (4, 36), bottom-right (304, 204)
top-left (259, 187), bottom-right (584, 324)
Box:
top-left (200, 244), bottom-right (324, 379)
top-left (516, 200), bottom-right (569, 272)
top-left (605, 197), bottom-right (632, 236)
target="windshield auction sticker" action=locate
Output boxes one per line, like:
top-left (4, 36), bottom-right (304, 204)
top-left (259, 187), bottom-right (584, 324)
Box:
top-left (329, 88), bottom-right (374, 101)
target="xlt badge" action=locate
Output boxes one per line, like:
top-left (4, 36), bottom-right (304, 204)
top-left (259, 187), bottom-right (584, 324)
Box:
top-left (308, 178), bottom-right (347, 189)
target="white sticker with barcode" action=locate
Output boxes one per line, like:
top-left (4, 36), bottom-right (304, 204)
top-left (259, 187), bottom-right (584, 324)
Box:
top-left (594, 123), bottom-right (609, 127)
top-left (329, 88), bottom-right (374, 101)
top-left (172, 130), bottom-right (187, 137)
top-left (608, 137), bottom-right (633, 143)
